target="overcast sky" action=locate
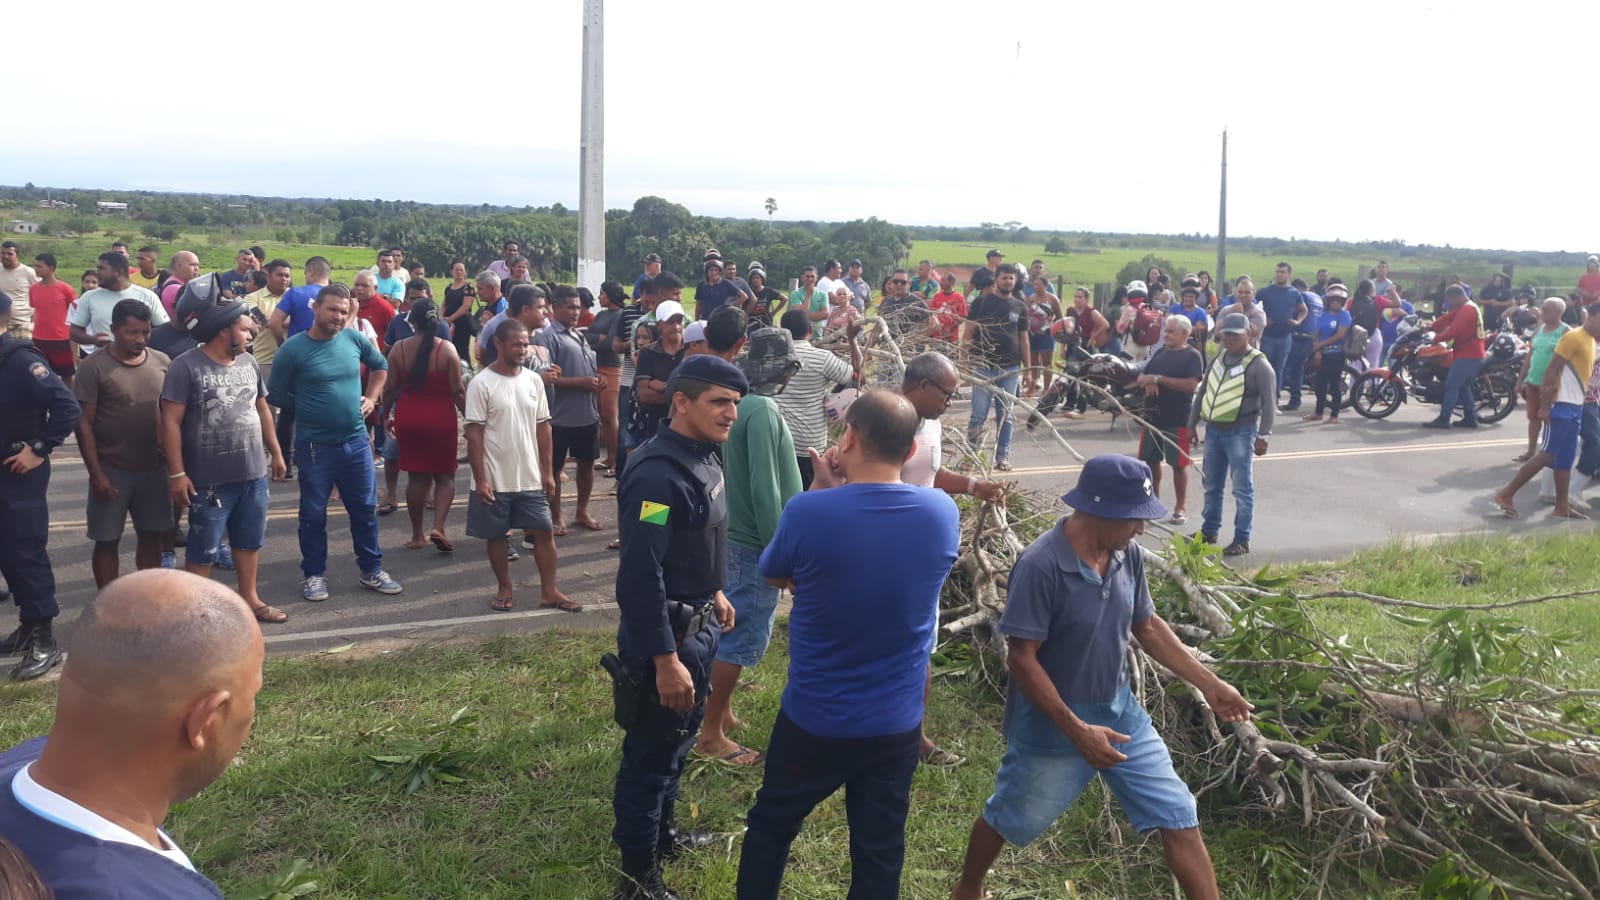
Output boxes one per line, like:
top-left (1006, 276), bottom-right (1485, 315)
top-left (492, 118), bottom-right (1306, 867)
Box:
top-left (10, 1), bottom-right (1596, 252)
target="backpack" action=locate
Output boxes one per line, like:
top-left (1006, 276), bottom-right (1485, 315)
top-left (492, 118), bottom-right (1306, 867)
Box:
top-left (1343, 324), bottom-right (1371, 360)
top-left (1349, 294), bottom-right (1379, 333)
top-left (1132, 304), bottom-right (1163, 346)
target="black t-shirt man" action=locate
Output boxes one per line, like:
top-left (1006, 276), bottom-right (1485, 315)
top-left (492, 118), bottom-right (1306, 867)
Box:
top-left (1140, 344), bottom-right (1204, 429)
top-left (633, 342), bottom-right (686, 435)
top-left (966, 293), bottom-right (1028, 368)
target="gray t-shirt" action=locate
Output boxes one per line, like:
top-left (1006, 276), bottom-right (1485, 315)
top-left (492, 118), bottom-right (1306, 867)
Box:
top-left (998, 517), bottom-right (1154, 749)
top-left (159, 349), bottom-right (267, 486)
top-left (534, 321), bottom-right (598, 427)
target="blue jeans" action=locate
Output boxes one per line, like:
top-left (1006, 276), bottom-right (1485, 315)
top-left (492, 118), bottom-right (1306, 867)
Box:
top-left (295, 435), bottom-right (383, 578)
top-left (737, 709), bottom-right (921, 899)
top-left (1578, 402), bottom-right (1600, 478)
top-left (1200, 424), bottom-right (1257, 545)
top-left (967, 366), bottom-right (1020, 463)
top-left (1432, 356), bottom-right (1486, 425)
top-left (1260, 333), bottom-right (1293, 395)
top-left (1282, 338), bottom-right (1313, 407)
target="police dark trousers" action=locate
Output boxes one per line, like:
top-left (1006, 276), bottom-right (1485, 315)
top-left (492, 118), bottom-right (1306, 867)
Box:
top-left (0, 337), bottom-right (80, 630)
top-left (612, 421), bottom-right (728, 881)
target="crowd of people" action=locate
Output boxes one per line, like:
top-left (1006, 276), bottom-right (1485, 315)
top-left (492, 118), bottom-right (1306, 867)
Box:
top-left (0, 237), bottom-right (1598, 898)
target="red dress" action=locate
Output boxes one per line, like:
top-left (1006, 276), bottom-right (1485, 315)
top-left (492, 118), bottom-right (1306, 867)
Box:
top-left (394, 342), bottom-right (459, 474)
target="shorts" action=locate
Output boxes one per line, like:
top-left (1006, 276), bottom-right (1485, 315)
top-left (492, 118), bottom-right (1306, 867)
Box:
top-left (1540, 405), bottom-right (1582, 471)
top-left (35, 340), bottom-right (76, 376)
top-left (1522, 383), bottom-right (1544, 422)
top-left (1029, 333), bottom-right (1056, 355)
top-left (715, 542), bottom-right (782, 667)
top-left (1138, 426), bottom-right (1192, 470)
top-left (85, 464), bottom-right (174, 541)
top-left (382, 430), bottom-right (400, 464)
top-left (185, 476), bottom-right (270, 566)
top-left (466, 489), bottom-right (553, 539)
top-left (551, 423), bottom-right (599, 466)
top-left (982, 700), bottom-right (1198, 844)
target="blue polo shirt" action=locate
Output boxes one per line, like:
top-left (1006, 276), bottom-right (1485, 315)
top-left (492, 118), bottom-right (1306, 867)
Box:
top-left (1295, 290), bottom-right (1323, 338)
top-left (998, 517), bottom-right (1155, 750)
top-left (1316, 309), bottom-right (1352, 353)
top-left (1256, 283), bottom-right (1304, 338)
top-left (760, 483), bottom-right (960, 739)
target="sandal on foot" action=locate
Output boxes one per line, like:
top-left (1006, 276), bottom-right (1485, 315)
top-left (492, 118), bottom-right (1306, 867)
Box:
top-left (920, 745), bottom-right (966, 768)
top-left (538, 598), bottom-right (584, 612)
top-left (253, 605), bottom-right (289, 624)
top-left (429, 534), bottom-right (455, 553)
top-left (1223, 541), bottom-right (1251, 557)
top-left (716, 745), bottom-right (763, 766)
top-left (1167, 511), bottom-right (1188, 525)
top-left (376, 504), bottom-right (399, 517)
top-left (491, 596), bottom-right (514, 612)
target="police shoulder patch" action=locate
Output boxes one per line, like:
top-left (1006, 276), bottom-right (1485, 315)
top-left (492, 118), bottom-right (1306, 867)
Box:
top-left (29, 362), bottom-right (49, 380)
top-left (639, 500), bottom-right (670, 526)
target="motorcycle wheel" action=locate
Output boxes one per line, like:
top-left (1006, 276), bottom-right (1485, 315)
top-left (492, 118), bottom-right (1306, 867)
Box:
top-left (1351, 372), bottom-right (1402, 419)
top-left (1474, 371), bottom-right (1518, 424)
top-left (1340, 363), bottom-right (1363, 410)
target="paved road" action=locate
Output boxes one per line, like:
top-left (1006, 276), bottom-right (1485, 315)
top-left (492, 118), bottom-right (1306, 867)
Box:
top-left (5, 397), bottom-right (1594, 663)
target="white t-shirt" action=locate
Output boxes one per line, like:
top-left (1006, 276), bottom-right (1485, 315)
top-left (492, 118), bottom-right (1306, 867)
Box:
top-left (68, 285), bottom-right (170, 336)
top-left (900, 416), bottom-right (943, 488)
top-left (816, 276), bottom-right (841, 298)
top-left (0, 263), bottom-right (41, 330)
top-left (464, 366), bottom-right (551, 492)
top-left (12, 765), bottom-right (196, 871)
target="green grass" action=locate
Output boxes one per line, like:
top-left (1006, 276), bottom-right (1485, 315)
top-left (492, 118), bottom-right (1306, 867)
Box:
top-left (909, 238), bottom-right (1578, 294)
top-left (2, 532), bottom-right (1594, 898)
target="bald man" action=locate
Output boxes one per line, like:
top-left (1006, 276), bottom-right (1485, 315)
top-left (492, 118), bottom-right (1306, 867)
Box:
top-left (0, 569), bottom-right (262, 899)
top-left (160, 251), bottom-right (200, 318)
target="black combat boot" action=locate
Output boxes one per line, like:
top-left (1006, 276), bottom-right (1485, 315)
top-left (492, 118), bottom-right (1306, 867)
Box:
top-left (615, 848), bottom-right (680, 900)
top-left (10, 621), bottom-right (63, 681)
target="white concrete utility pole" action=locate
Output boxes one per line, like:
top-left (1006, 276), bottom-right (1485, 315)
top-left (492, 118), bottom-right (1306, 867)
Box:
top-left (577, 0), bottom-right (605, 292)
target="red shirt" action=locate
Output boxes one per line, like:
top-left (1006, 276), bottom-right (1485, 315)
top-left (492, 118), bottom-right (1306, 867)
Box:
top-left (1578, 272), bottom-right (1600, 305)
top-left (1432, 301), bottom-right (1485, 360)
top-left (28, 282), bottom-right (77, 341)
top-left (358, 297), bottom-right (396, 352)
top-left (929, 290), bottom-right (968, 341)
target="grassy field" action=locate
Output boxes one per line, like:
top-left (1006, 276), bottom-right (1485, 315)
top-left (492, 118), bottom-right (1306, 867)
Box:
top-left (2, 533), bottom-right (1595, 898)
top-left (909, 238), bottom-right (1581, 296)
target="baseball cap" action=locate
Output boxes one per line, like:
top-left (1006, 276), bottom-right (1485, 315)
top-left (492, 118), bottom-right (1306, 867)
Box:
top-left (1061, 455), bottom-right (1167, 521)
top-left (652, 300), bottom-right (686, 323)
top-left (986, 249), bottom-right (1004, 259)
top-left (738, 327), bottom-right (797, 395)
top-left (849, 258), bottom-right (864, 268)
top-left (642, 252), bottom-right (662, 263)
top-left (683, 321), bottom-right (707, 344)
top-left (1218, 312), bottom-right (1250, 334)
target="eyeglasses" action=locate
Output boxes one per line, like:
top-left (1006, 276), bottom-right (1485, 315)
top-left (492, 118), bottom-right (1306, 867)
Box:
top-left (923, 379), bottom-right (960, 402)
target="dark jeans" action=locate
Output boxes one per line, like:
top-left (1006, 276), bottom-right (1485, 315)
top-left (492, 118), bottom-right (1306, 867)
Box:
top-left (796, 453), bottom-right (814, 491)
top-left (736, 710), bottom-right (921, 899)
top-left (1579, 401), bottom-right (1600, 478)
top-left (1261, 333), bottom-right (1293, 395)
top-left (1314, 349), bottom-right (1345, 416)
top-left (1432, 356), bottom-right (1486, 425)
top-left (1283, 337), bottom-right (1313, 408)
top-left (295, 435), bottom-right (383, 578)
top-left (612, 623), bottom-right (718, 858)
top-left (275, 403), bottom-right (296, 469)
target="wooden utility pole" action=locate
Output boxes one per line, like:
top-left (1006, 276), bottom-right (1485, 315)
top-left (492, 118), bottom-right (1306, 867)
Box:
top-left (1216, 128), bottom-right (1228, 296)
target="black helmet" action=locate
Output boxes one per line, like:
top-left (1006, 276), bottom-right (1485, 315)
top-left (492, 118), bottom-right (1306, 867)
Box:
top-left (174, 273), bottom-right (247, 343)
top-left (1489, 332), bottom-right (1518, 363)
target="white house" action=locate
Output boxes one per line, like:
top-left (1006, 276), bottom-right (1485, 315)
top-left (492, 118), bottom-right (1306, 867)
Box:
top-left (96, 201), bottom-right (129, 214)
top-left (8, 220), bottom-right (41, 234)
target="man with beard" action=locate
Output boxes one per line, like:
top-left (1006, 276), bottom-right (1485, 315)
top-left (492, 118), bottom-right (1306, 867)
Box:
top-left (965, 263), bottom-right (1029, 471)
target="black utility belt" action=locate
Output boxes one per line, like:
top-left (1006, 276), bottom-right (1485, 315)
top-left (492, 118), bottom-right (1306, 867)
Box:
top-left (669, 600), bottom-right (715, 640)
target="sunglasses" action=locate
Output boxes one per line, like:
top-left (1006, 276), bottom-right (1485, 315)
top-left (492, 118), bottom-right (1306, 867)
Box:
top-left (923, 379), bottom-right (960, 402)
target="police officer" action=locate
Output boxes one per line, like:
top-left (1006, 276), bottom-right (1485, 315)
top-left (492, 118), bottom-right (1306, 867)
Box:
top-left (611, 354), bottom-right (745, 900)
top-left (0, 293), bottom-right (82, 680)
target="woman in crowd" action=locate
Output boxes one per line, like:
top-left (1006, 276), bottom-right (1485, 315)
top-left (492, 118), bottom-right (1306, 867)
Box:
top-left (743, 263), bottom-right (785, 328)
top-left (1512, 298), bottom-right (1571, 463)
top-left (590, 281), bottom-right (627, 475)
top-left (1025, 275), bottom-right (1062, 396)
top-left (1306, 285), bottom-right (1352, 424)
top-left (576, 286), bottom-right (597, 329)
top-left (442, 260), bottom-right (478, 367)
top-left (383, 300), bottom-right (467, 553)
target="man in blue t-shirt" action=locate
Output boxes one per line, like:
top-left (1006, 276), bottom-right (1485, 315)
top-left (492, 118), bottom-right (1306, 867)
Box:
top-left (267, 283), bottom-right (402, 603)
top-left (693, 258), bottom-right (743, 321)
top-left (953, 455), bottom-right (1253, 900)
top-left (738, 390), bottom-right (959, 899)
top-left (0, 569), bottom-right (261, 900)
top-left (1255, 262), bottom-right (1308, 398)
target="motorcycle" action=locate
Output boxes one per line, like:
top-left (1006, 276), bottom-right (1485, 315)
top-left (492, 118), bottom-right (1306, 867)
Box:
top-left (1027, 350), bottom-right (1147, 431)
top-left (1349, 316), bottom-right (1522, 423)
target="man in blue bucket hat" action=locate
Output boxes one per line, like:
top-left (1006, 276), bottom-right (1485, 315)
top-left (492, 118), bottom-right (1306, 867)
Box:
top-left (952, 454), bottom-right (1253, 900)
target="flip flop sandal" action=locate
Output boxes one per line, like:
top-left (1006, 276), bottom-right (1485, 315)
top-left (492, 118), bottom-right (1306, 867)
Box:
top-left (919, 745), bottom-right (966, 768)
top-left (376, 504), bottom-right (399, 517)
top-left (491, 596), bottom-right (515, 612)
top-left (1167, 512), bottom-right (1188, 525)
top-left (430, 534), bottom-right (455, 553)
top-left (538, 598), bottom-right (584, 612)
top-left (705, 745), bottom-right (763, 766)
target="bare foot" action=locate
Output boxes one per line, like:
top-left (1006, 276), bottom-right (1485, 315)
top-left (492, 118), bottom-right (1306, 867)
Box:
top-left (1512, 452), bottom-right (1533, 463)
top-left (1302, 413), bottom-right (1323, 422)
top-left (1323, 417), bottom-right (1341, 425)
top-left (1490, 491), bottom-right (1518, 519)
top-left (404, 537), bottom-right (428, 550)
top-left (574, 515), bottom-right (603, 531)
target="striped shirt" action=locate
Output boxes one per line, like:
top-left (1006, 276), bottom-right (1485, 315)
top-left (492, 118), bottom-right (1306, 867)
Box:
top-left (777, 340), bottom-right (852, 455)
top-left (615, 303), bottom-right (649, 389)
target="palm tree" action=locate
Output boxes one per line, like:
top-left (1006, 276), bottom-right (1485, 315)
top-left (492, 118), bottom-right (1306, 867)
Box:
top-left (764, 197), bottom-right (777, 223)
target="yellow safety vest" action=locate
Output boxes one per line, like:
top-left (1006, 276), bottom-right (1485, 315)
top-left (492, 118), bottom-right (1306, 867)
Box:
top-left (1199, 348), bottom-right (1263, 425)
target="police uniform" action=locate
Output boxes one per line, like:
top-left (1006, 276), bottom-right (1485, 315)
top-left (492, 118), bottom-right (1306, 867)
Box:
top-left (611, 355), bottom-right (746, 899)
top-left (0, 321), bottom-right (82, 681)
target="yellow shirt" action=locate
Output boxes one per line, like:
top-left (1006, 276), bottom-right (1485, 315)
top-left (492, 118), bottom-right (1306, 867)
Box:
top-left (1552, 327), bottom-right (1597, 407)
top-left (128, 270), bottom-right (161, 290)
top-left (244, 287), bottom-right (283, 365)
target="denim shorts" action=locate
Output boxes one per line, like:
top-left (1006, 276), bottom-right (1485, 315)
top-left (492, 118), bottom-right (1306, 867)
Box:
top-left (982, 695), bottom-right (1198, 843)
top-left (715, 542), bottom-right (782, 668)
top-left (186, 476), bottom-right (270, 565)
top-left (465, 490), bottom-right (553, 539)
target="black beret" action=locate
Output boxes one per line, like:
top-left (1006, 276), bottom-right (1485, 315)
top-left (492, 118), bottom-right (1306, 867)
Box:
top-left (666, 354), bottom-right (749, 398)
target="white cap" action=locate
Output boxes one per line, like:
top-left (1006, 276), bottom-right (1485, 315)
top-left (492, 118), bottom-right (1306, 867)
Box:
top-left (652, 300), bottom-right (686, 323)
top-left (684, 321), bottom-right (707, 343)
